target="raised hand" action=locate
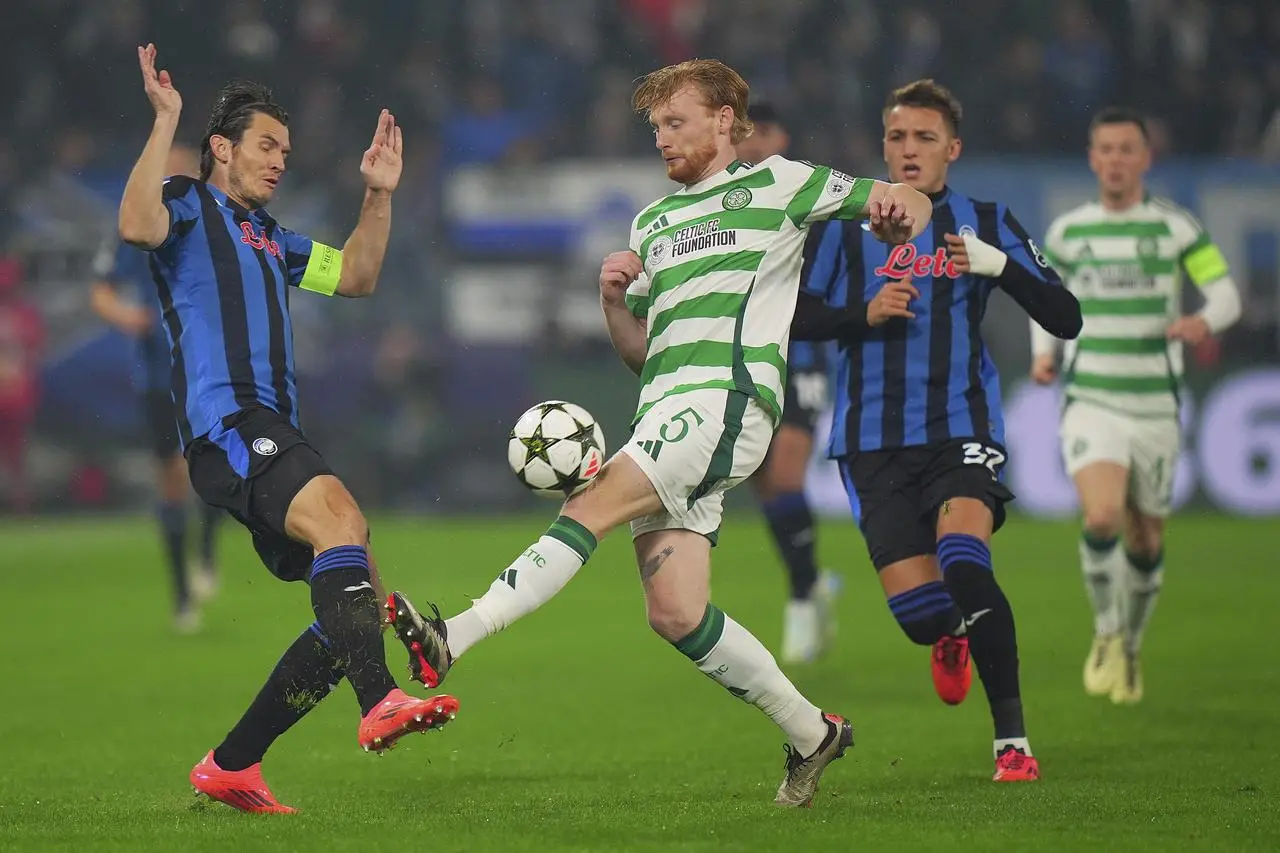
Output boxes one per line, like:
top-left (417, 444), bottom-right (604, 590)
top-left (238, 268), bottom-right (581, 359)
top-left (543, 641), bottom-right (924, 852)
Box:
top-left (137, 43), bottom-right (182, 118)
top-left (360, 109), bottom-right (403, 193)
top-left (599, 251), bottom-right (643, 305)
top-left (867, 273), bottom-right (919, 326)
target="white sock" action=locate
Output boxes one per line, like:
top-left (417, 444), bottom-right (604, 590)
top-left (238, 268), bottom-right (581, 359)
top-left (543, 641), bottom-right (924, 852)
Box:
top-left (1079, 534), bottom-right (1123, 635)
top-left (678, 605), bottom-right (829, 756)
top-left (445, 519), bottom-right (596, 660)
top-left (1123, 551), bottom-right (1164, 655)
top-left (994, 737), bottom-right (1032, 758)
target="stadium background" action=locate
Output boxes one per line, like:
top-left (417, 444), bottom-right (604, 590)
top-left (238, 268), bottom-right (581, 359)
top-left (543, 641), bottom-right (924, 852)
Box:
top-left (1, 3), bottom-right (1279, 850)
top-left (0, 0), bottom-right (1276, 517)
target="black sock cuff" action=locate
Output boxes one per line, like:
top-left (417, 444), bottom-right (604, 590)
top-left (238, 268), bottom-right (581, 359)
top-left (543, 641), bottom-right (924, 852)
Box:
top-left (310, 545), bottom-right (370, 581)
top-left (1125, 549), bottom-right (1163, 573)
top-left (762, 491), bottom-right (812, 522)
top-left (1082, 531), bottom-right (1120, 553)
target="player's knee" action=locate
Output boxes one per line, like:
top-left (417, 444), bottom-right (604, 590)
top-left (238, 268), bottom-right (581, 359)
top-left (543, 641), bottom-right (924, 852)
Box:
top-left (1125, 520), bottom-right (1163, 561)
top-left (646, 598), bottom-right (704, 644)
top-left (1081, 504), bottom-right (1124, 540)
top-left (317, 488), bottom-right (368, 548)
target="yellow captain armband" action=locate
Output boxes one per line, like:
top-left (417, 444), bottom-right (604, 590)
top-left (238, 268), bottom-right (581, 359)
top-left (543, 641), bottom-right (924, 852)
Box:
top-left (298, 243), bottom-right (343, 296)
top-left (1181, 236), bottom-right (1229, 287)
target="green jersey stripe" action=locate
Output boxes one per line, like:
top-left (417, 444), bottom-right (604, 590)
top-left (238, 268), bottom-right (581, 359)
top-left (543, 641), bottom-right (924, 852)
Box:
top-left (631, 380), bottom-right (779, 425)
top-left (639, 208), bottom-right (787, 261)
top-left (635, 169), bottom-right (777, 230)
top-left (648, 291), bottom-right (746, 343)
top-left (625, 292), bottom-right (649, 318)
top-left (832, 178), bottom-right (875, 219)
top-left (783, 166), bottom-right (831, 226)
top-left (1062, 221), bottom-right (1172, 240)
top-left (1076, 336), bottom-right (1169, 354)
top-left (639, 340), bottom-right (785, 388)
top-left (1079, 296), bottom-right (1168, 316)
top-left (1065, 393), bottom-right (1177, 420)
top-left (1071, 256), bottom-right (1176, 276)
top-left (649, 250), bottom-right (765, 304)
top-left (1071, 372), bottom-right (1176, 393)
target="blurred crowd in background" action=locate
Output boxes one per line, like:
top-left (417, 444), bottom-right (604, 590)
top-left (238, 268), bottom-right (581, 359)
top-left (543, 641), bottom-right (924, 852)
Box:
top-left (0, 0), bottom-right (1278, 514)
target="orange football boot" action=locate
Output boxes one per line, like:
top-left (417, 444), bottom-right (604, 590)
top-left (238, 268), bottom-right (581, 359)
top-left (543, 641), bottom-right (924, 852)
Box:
top-left (190, 751), bottom-right (296, 814)
top-left (358, 688), bottom-right (459, 753)
top-left (993, 746), bottom-right (1040, 782)
top-left (931, 635), bottom-right (972, 705)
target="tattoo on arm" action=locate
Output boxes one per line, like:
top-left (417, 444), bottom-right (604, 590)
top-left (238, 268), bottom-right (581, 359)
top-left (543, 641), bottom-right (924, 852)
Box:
top-left (639, 545), bottom-right (676, 583)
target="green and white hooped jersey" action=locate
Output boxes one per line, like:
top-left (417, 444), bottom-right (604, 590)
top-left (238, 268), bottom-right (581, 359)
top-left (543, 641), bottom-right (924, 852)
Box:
top-left (1041, 197), bottom-right (1230, 419)
top-left (624, 155), bottom-right (873, 426)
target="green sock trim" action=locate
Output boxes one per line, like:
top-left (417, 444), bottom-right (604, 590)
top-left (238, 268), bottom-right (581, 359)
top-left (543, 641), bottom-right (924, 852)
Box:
top-left (1125, 549), bottom-right (1163, 574)
top-left (1082, 531), bottom-right (1119, 553)
top-left (674, 604), bottom-right (726, 661)
top-left (546, 516), bottom-right (597, 563)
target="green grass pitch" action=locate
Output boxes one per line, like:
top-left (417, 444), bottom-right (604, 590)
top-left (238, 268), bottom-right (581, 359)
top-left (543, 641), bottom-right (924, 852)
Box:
top-left (0, 513), bottom-right (1276, 852)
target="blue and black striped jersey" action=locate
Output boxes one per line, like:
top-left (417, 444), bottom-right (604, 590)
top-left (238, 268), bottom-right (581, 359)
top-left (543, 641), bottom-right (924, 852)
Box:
top-left (147, 176), bottom-right (342, 448)
top-left (801, 186), bottom-right (1064, 456)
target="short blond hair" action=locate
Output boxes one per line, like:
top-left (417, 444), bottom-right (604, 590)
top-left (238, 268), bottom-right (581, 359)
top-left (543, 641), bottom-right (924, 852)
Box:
top-left (632, 59), bottom-right (754, 144)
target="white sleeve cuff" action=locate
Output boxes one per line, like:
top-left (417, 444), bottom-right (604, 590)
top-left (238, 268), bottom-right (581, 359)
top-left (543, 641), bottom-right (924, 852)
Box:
top-left (1031, 320), bottom-right (1061, 358)
top-left (962, 234), bottom-right (1008, 278)
top-left (1197, 277), bottom-right (1242, 334)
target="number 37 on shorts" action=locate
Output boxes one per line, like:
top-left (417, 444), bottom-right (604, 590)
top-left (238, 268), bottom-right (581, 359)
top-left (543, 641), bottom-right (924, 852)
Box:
top-left (961, 441), bottom-right (1007, 478)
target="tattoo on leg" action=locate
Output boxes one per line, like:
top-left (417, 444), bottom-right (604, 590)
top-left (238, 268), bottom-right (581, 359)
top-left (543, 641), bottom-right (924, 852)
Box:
top-left (942, 500), bottom-right (952, 516)
top-left (639, 545), bottom-right (676, 583)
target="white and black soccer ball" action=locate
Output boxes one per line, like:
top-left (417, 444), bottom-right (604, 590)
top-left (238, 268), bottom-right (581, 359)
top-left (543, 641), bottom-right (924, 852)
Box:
top-left (507, 400), bottom-right (607, 498)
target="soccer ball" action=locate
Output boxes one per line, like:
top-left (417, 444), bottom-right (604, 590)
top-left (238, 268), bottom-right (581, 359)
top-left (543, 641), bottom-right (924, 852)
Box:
top-left (507, 400), bottom-right (607, 498)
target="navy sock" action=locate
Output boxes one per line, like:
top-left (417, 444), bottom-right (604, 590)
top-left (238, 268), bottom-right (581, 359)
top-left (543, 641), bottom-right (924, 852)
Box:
top-left (887, 581), bottom-right (964, 645)
top-left (762, 491), bottom-right (819, 600)
top-left (938, 534), bottom-right (1025, 740)
top-left (199, 503), bottom-right (222, 567)
top-left (214, 623), bottom-right (344, 771)
top-left (309, 545), bottom-right (397, 715)
top-left (156, 502), bottom-right (190, 611)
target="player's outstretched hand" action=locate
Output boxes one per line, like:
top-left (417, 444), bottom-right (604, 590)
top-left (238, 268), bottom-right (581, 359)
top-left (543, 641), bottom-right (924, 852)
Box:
top-left (1030, 354), bottom-right (1057, 385)
top-left (137, 43), bottom-right (181, 118)
top-left (360, 109), bottom-right (403, 193)
top-left (867, 273), bottom-right (919, 326)
top-left (599, 251), bottom-right (643, 305)
top-left (868, 191), bottom-right (916, 245)
top-left (1166, 314), bottom-right (1210, 346)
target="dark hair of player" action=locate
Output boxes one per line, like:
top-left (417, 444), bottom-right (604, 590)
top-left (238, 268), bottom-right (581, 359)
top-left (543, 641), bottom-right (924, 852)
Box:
top-left (749, 101), bottom-right (783, 127)
top-left (633, 59), bottom-right (754, 144)
top-left (199, 80), bottom-right (290, 180)
top-left (1089, 106), bottom-right (1149, 142)
top-left (883, 78), bottom-right (963, 137)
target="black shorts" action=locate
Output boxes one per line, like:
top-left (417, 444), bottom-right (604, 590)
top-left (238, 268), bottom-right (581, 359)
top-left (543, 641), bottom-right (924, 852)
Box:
top-left (838, 438), bottom-right (1015, 571)
top-left (186, 406), bottom-right (331, 582)
top-left (143, 390), bottom-right (181, 458)
top-left (780, 368), bottom-right (829, 434)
